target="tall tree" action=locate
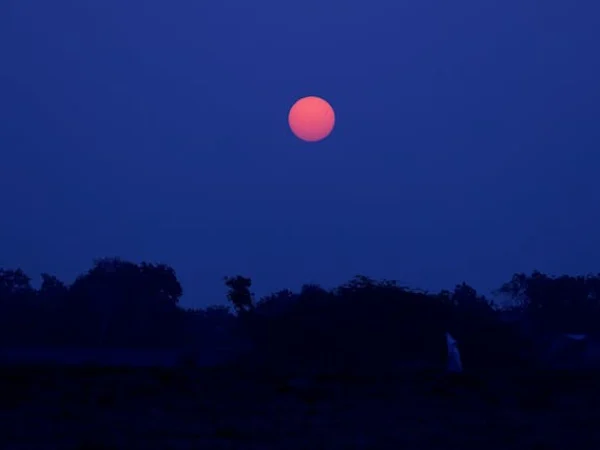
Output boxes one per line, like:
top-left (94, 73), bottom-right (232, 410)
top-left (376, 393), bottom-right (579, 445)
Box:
top-left (224, 275), bottom-right (254, 314)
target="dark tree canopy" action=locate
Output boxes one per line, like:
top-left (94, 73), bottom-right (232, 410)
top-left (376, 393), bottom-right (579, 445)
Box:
top-left (499, 271), bottom-right (600, 334)
top-left (0, 258), bottom-right (599, 373)
top-left (224, 275), bottom-right (254, 314)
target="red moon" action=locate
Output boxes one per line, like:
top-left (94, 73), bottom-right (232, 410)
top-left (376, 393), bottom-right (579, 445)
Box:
top-left (288, 96), bottom-right (335, 142)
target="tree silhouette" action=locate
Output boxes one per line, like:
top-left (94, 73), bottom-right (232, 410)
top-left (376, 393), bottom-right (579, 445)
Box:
top-left (66, 258), bottom-right (184, 347)
top-left (0, 268), bottom-right (33, 300)
top-left (0, 257), bottom-right (598, 373)
top-left (499, 271), bottom-right (600, 333)
top-left (39, 273), bottom-right (68, 299)
top-left (224, 275), bottom-right (254, 314)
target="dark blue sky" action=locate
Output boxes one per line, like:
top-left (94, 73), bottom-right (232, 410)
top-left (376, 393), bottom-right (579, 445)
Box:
top-left (1, 1), bottom-right (598, 307)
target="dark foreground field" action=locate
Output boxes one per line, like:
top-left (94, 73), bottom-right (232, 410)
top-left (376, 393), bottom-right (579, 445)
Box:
top-left (1, 365), bottom-right (600, 449)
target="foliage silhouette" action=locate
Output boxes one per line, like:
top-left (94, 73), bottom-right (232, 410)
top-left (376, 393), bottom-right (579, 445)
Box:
top-left (0, 259), bottom-right (599, 373)
top-left (499, 271), bottom-right (600, 334)
top-left (224, 275), bottom-right (254, 314)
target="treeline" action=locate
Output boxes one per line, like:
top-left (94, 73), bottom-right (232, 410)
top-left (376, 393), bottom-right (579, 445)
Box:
top-left (0, 258), bottom-right (225, 349)
top-left (1, 257), bottom-right (600, 372)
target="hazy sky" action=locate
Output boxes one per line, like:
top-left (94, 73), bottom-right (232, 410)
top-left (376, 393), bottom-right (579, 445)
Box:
top-left (1, 0), bottom-right (598, 307)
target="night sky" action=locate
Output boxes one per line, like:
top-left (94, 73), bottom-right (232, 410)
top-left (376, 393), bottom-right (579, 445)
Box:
top-left (1, 1), bottom-right (598, 307)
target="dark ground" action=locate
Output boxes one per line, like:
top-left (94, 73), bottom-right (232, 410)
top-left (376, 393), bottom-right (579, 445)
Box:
top-left (1, 365), bottom-right (600, 449)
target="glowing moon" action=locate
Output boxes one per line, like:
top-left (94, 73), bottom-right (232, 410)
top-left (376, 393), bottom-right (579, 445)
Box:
top-left (288, 96), bottom-right (335, 142)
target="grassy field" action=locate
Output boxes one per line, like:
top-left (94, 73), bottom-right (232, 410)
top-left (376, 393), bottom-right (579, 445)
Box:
top-left (1, 365), bottom-right (600, 449)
